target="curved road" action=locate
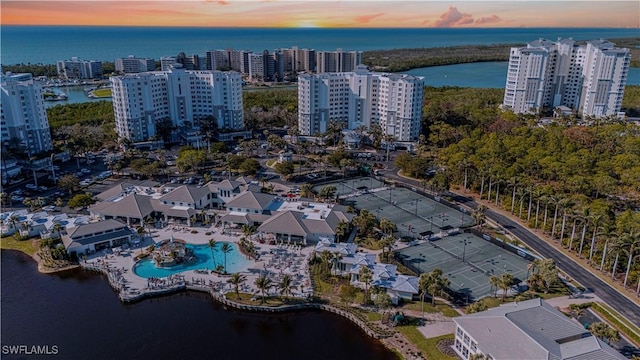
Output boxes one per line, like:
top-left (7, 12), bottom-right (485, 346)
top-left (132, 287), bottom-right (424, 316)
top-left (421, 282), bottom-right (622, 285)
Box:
top-left (382, 170), bottom-right (640, 327)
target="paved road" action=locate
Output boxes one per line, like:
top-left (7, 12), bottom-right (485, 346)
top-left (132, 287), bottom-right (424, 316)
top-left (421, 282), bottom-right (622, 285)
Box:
top-left (383, 170), bottom-right (640, 327)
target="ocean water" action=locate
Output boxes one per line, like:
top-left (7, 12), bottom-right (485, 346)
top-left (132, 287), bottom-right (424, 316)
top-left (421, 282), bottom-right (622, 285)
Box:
top-left (2, 26), bottom-right (639, 65)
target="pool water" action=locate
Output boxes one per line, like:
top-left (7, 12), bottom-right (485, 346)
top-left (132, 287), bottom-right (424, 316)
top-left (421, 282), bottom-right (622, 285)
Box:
top-left (133, 242), bottom-right (250, 278)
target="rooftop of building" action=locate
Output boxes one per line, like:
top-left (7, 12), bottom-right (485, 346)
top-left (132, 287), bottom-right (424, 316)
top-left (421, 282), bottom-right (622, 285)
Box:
top-left (453, 298), bottom-right (626, 360)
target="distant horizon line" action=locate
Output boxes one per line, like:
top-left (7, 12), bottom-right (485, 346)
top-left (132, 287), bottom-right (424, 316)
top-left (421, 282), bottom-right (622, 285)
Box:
top-left (3, 24), bottom-right (639, 29)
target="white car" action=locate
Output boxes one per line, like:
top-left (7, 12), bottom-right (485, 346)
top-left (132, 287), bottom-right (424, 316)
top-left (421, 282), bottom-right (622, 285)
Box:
top-left (42, 205), bottom-right (57, 212)
top-left (81, 168), bottom-right (91, 174)
top-left (25, 184), bottom-right (38, 190)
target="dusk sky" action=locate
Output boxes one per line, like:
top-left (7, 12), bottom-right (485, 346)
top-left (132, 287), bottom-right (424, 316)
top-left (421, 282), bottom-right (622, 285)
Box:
top-left (2, 1), bottom-right (639, 28)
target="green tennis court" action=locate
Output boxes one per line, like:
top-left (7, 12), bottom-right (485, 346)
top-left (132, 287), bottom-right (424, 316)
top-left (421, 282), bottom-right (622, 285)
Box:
top-left (395, 233), bottom-right (531, 300)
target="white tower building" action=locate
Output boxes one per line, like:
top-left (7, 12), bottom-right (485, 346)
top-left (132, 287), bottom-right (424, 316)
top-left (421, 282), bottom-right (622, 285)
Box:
top-left (298, 65), bottom-right (424, 141)
top-left (503, 38), bottom-right (630, 118)
top-left (0, 73), bottom-right (53, 155)
top-left (110, 67), bottom-right (243, 143)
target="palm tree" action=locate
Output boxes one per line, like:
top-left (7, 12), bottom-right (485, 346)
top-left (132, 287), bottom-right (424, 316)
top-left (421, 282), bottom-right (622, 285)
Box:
top-left (379, 218), bottom-right (396, 237)
top-left (418, 272), bottom-right (431, 319)
top-left (144, 215), bottom-right (155, 237)
top-left (577, 206), bottom-right (591, 258)
top-left (220, 242), bottom-right (233, 274)
top-left (335, 220), bottom-right (350, 243)
top-left (587, 214), bottom-right (604, 263)
top-left (426, 269), bottom-right (450, 305)
top-left (320, 250), bottom-right (332, 275)
top-left (499, 273), bottom-right (514, 302)
top-left (608, 236), bottom-right (626, 280)
top-left (472, 205), bottom-right (488, 228)
top-left (555, 197), bottom-right (572, 241)
top-left (588, 322), bottom-right (620, 344)
top-left (208, 239), bottom-right (218, 270)
top-left (528, 273), bottom-right (544, 292)
top-left (277, 274), bottom-right (297, 302)
top-left (227, 273), bottom-right (246, 299)
top-left (50, 223), bottom-right (64, 239)
top-left (254, 273), bottom-right (273, 304)
top-left (622, 231), bottom-right (640, 288)
top-left (300, 183), bottom-right (315, 199)
top-left (241, 224), bottom-right (255, 240)
top-left (331, 252), bottom-right (343, 276)
top-left (488, 275), bottom-right (500, 298)
top-left (599, 225), bottom-right (618, 271)
top-left (507, 176), bottom-right (519, 214)
top-left (359, 266), bottom-right (373, 305)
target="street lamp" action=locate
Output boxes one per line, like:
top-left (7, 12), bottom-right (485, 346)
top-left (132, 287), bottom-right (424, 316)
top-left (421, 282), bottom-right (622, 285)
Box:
top-left (414, 199), bottom-right (421, 216)
top-left (50, 153), bottom-right (57, 183)
top-left (462, 239), bottom-right (469, 262)
top-left (389, 186), bottom-right (393, 204)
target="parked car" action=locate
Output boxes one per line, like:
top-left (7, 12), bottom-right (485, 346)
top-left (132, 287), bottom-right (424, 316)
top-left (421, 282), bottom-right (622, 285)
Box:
top-left (81, 168), bottom-right (91, 174)
top-left (25, 184), bottom-right (38, 190)
top-left (42, 205), bottom-right (56, 212)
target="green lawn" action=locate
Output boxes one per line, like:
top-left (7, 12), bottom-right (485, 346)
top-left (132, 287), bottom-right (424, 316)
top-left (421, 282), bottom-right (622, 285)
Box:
top-left (0, 235), bottom-right (40, 255)
top-left (91, 88), bottom-right (112, 97)
top-left (400, 300), bottom-right (460, 317)
top-left (595, 302), bottom-right (640, 336)
top-left (366, 311), bottom-right (383, 322)
top-left (396, 327), bottom-right (456, 360)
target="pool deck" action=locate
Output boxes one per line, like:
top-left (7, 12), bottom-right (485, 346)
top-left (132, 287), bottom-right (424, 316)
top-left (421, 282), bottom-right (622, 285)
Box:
top-left (82, 224), bottom-right (314, 302)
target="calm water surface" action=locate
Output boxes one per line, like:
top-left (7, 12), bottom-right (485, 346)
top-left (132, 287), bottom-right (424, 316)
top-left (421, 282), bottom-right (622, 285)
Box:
top-left (1, 250), bottom-right (397, 360)
top-left (3, 26), bottom-right (638, 65)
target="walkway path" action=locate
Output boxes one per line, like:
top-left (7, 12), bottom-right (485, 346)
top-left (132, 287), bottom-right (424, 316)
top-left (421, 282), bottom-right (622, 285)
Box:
top-left (384, 171), bottom-right (640, 327)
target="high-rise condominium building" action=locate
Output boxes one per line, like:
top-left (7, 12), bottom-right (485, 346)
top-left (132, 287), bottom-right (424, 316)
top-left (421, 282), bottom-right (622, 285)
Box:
top-left (205, 49), bottom-right (252, 73)
top-left (160, 57), bottom-right (178, 72)
top-left (316, 48), bottom-right (363, 73)
top-left (110, 67), bottom-right (244, 143)
top-left (0, 73), bottom-right (53, 155)
top-left (503, 38), bottom-right (630, 117)
top-left (298, 65), bottom-right (424, 141)
top-left (56, 57), bottom-right (103, 79)
top-left (279, 46), bottom-right (316, 73)
top-left (115, 55), bottom-right (156, 73)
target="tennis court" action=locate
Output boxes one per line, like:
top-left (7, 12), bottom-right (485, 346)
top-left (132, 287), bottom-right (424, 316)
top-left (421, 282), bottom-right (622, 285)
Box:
top-left (395, 233), bottom-right (531, 300)
top-left (314, 177), bottom-right (474, 237)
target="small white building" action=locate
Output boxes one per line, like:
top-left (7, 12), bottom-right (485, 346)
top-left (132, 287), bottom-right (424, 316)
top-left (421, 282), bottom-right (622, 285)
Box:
top-left (62, 219), bottom-right (134, 256)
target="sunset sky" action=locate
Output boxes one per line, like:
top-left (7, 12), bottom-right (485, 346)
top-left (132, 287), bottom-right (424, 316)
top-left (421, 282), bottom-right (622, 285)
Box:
top-left (2, 1), bottom-right (638, 28)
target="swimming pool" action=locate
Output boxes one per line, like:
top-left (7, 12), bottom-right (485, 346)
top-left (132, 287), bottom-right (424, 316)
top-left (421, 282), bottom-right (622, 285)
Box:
top-left (133, 242), bottom-right (250, 278)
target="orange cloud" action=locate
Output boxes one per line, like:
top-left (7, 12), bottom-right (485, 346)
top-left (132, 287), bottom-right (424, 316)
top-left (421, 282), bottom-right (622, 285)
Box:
top-left (355, 13), bottom-right (385, 24)
top-left (433, 6), bottom-right (506, 28)
top-left (434, 6), bottom-right (474, 27)
top-left (475, 15), bottom-right (503, 25)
